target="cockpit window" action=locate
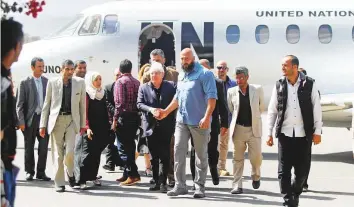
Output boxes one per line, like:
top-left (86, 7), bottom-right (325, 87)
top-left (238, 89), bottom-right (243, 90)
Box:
top-left (78, 15), bottom-right (102, 36)
top-left (48, 15), bottom-right (84, 38)
top-left (102, 15), bottom-right (119, 35)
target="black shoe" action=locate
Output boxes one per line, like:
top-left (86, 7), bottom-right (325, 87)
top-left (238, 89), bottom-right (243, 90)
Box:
top-left (230, 187), bottom-right (243, 194)
top-left (55, 186), bottom-right (65, 193)
top-left (103, 164), bottom-right (115, 172)
top-left (168, 178), bottom-right (175, 187)
top-left (160, 184), bottom-right (168, 193)
top-left (66, 171), bottom-right (75, 187)
top-left (149, 178), bottom-right (155, 184)
top-left (149, 184), bottom-right (160, 191)
top-left (36, 174), bottom-right (51, 181)
top-left (26, 173), bottom-right (34, 181)
top-left (283, 195), bottom-right (298, 207)
top-left (303, 184), bottom-right (309, 192)
top-left (210, 167), bottom-right (219, 185)
top-left (252, 180), bottom-right (260, 189)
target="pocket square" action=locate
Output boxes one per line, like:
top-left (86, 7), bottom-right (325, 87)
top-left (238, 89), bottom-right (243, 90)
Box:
top-left (76, 93), bottom-right (80, 95)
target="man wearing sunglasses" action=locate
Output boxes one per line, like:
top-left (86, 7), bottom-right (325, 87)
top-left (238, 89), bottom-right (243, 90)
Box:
top-left (215, 61), bottom-right (237, 176)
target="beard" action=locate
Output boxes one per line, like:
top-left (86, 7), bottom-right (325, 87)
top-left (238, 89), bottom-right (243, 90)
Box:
top-left (182, 62), bottom-right (194, 72)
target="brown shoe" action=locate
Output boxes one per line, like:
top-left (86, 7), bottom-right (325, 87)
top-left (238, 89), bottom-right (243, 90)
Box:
top-left (120, 177), bottom-right (141, 186)
top-left (116, 176), bottom-right (128, 182)
top-left (219, 169), bottom-right (230, 176)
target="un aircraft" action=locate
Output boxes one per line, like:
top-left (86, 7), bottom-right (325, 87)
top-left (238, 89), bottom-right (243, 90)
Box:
top-left (10, 0), bottom-right (354, 154)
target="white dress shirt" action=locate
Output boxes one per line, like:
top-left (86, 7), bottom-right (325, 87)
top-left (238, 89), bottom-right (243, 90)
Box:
top-left (267, 76), bottom-right (322, 137)
top-left (33, 76), bottom-right (43, 114)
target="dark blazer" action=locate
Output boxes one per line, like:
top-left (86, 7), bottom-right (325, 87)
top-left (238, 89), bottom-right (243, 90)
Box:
top-left (137, 80), bottom-right (176, 137)
top-left (104, 82), bottom-right (115, 124)
top-left (212, 78), bottom-right (229, 133)
top-left (16, 76), bottom-right (48, 127)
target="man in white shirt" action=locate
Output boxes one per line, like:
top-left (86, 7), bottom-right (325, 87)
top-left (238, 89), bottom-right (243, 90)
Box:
top-left (267, 55), bottom-right (322, 207)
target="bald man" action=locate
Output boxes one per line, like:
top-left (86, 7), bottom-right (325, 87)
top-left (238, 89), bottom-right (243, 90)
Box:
top-left (199, 59), bottom-right (211, 69)
top-left (215, 60), bottom-right (237, 176)
top-left (188, 59), bottom-right (228, 187)
top-left (102, 68), bottom-right (123, 172)
top-left (157, 48), bottom-right (217, 198)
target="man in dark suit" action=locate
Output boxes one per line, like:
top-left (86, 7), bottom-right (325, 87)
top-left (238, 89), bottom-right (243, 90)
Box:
top-left (137, 62), bottom-right (176, 193)
top-left (190, 59), bottom-right (228, 188)
top-left (102, 68), bottom-right (123, 172)
top-left (16, 57), bottom-right (50, 181)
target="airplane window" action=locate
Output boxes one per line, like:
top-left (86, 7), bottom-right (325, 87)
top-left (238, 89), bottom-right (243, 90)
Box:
top-left (318, 24), bottom-right (332, 44)
top-left (286, 24), bottom-right (300, 44)
top-left (226, 25), bottom-right (240, 44)
top-left (102, 15), bottom-right (119, 35)
top-left (48, 15), bottom-right (84, 38)
top-left (255, 25), bottom-right (269, 44)
top-left (79, 15), bottom-right (102, 36)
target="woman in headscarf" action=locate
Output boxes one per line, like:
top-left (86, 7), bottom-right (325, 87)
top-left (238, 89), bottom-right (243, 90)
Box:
top-left (74, 72), bottom-right (111, 189)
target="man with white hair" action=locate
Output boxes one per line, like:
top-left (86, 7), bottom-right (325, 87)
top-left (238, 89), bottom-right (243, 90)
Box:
top-left (137, 62), bottom-right (176, 192)
top-left (144, 48), bottom-right (179, 187)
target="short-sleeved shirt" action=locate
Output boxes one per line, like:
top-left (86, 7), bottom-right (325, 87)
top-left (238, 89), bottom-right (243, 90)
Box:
top-left (174, 62), bottom-right (217, 126)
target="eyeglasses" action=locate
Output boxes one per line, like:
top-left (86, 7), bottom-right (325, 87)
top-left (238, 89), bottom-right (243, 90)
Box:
top-left (216, 66), bottom-right (227, 70)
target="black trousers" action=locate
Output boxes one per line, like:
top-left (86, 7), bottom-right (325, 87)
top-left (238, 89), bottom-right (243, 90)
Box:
top-left (105, 142), bottom-right (124, 168)
top-left (22, 114), bottom-right (49, 175)
top-left (115, 115), bottom-right (140, 178)
top-left (303, 142), bottom-right (313, 188)
top-left (278, 133), bottom-right (311, 202)
top-left (147, 125), bottom-right (172, 185)
top-left (190, 126), bottom-right (219, 180)
top-left (74, 133), bottom-right (108, 183)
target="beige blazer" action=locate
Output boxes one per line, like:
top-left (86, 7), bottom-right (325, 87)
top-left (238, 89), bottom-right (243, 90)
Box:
top-left (40, 76), bottom-right (86, 134)
top-left (227, 84), bottom-right (265, 138)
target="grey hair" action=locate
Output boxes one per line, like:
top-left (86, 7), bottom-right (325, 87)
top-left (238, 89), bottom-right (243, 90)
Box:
top-left (31, 57), bottom-right (44, 67)
top-left (235, 66), bottom-right (249, 76)
top-left (149, 62), bottom-right (165, 74)
top-left (150, 49), bottom-right (165, 58)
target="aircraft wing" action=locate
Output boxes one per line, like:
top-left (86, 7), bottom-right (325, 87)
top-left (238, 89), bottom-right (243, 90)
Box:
top-left (321, 93), bottom-right (354, 112)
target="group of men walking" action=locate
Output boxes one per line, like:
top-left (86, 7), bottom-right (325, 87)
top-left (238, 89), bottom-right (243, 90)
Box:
top-left (1, 17), bottom-right (322, 207)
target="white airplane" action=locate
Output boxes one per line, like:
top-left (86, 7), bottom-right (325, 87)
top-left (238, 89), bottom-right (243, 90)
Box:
top-left (11, 0), bottom-right (354, 130)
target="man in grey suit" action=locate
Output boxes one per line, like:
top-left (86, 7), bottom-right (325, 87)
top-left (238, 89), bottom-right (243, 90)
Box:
top-left (16, 57), bottom-right (51, 181)
top-left (39, 59), bottom-right (86, 192)
top-left (227, 66), bottom-right (265, 194)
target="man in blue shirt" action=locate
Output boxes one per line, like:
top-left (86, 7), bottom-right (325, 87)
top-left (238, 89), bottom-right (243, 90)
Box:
top-left (215, 60), bottom-right (237, 176)
top-left (156, 48), bottom-right (217, 198)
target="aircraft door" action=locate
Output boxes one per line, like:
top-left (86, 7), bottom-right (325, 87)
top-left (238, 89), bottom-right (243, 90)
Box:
top-left (138, 23), bottom-right (176, 70)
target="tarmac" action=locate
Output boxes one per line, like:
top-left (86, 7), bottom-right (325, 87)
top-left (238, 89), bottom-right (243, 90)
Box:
top-left (12, 117), bottom-right (354, 207)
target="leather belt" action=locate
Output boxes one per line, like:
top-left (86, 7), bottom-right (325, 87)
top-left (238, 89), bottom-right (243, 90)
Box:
top-left (59, 112), bottom-right (71, 115)
top-left (236, 122), bottom-right (251, 127)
